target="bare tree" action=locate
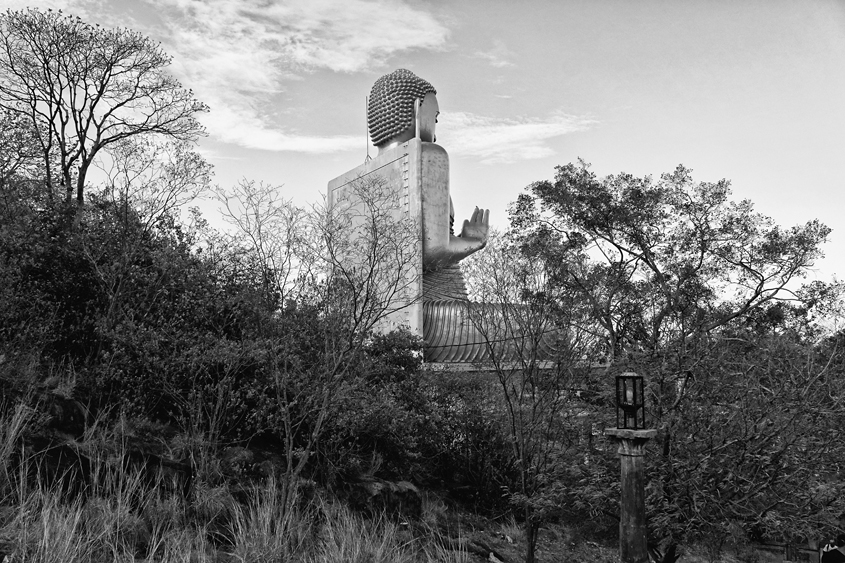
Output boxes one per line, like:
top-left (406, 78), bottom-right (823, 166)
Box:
top-left (99, 136), bottom-right (212, 233)
top-left (216, 179), bottom-right (316, 308)
top-left (216, 175), bottom-right (421, 537)
top-left (0, 8), bottom-right (207, 205)
top-left (463, 230), bottom-right (599, 563)
top-left (81, 137), bottom-right (211, 335)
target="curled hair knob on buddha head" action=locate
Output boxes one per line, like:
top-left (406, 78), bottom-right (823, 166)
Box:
top-left (368, 69), bottom-right (437, 148)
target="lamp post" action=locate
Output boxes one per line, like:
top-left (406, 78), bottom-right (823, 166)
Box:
top-left (605, 372), bottom-right (656, 563)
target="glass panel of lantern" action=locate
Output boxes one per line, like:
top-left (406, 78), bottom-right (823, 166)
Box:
top-left (616, 372), bottom-right (645, 430)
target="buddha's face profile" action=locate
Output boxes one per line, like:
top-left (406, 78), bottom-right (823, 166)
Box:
top-left (368, 69), bottom-right (438, 151)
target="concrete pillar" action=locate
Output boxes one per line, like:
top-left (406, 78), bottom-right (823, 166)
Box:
top-left (605, 428), bottom-right (657, 563)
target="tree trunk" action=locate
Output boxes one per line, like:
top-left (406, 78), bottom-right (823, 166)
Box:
top-left (524, 509), bottom-right (538, 563)
top-left (42, 152), bottom-right (53, 201)
top-left (76, 160), bottom-right (90, 206)
top-left (63, 168), bottom-right (73, 204)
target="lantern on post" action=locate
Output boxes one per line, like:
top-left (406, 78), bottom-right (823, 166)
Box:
top-left (606, 371), bottom-right (656, 563)
top-left (616, 372), bottom-right (645, 430)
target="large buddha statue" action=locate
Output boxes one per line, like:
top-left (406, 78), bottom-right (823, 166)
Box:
top-left (367, 69), bottom-right (489, 304)
top-left (328, 69), bottom-right (505, 362)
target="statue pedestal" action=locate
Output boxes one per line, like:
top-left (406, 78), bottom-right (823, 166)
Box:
top-left (605, 428), bottom-right (657, 563)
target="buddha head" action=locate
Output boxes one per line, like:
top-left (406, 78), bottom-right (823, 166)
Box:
top-left (368, 69), bottom-right (439, 150)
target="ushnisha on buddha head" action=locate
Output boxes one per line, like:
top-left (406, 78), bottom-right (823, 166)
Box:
top-left (367, 69), bottom-right (440, 153)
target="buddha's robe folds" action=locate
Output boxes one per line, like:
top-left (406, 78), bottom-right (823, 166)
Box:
top-left (422, 265), bottom-right (562, 364)
top-left (422, 264), bottom-right (485, 363)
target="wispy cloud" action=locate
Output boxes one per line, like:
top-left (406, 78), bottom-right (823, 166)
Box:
top-left (439, 112), bottom-right (595, 164)
top-left (474, 39), bottom-right (516, 68)
top-left (151, 0), bottom-right (449, 74)
top-left (147, 0), bottom-right (450, 153)
top-left (9, 0), bottom-right (450, 153)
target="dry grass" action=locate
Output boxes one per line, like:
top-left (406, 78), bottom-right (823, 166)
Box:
top-left (0, 405), bottom-right (477, 563)
top-left (0, 481), bottom-right (479, 563)
top-left (0, 401), bottom-right (35, 498)
top-left (228, 477), bottom-right (309, 562)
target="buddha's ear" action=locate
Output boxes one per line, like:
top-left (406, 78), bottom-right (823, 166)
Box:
top-left (414, 98), bottom-right (421, 140)
top-left (417, 93), bottom-right (439, 143)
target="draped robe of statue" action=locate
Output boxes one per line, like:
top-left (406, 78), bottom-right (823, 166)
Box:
top-left (327, 69), bottom-right (524, 363)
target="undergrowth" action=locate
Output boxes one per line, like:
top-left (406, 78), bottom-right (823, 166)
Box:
top-left (0, 405), bottom-right (472, 563)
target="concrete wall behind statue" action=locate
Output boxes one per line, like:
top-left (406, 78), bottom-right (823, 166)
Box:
top-left (327, 139), bottom-right (426, 336)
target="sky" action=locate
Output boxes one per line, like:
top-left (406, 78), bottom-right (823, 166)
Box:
top-left (7, 0), bottom-right (845, 280)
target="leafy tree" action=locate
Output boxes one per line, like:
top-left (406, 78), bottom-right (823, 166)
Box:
top-left (510, 161), bottom-right (835, 555)
top-left (0, 108), bottom-right (42, 192)
top-left (316, 328), bottom-right (429, 482)
top-left (0, 8), bottom-right (207, 204)
top-left (647, 317), bottom-right (845, 548)
top-left (511, 161), bottom-right (829, 360)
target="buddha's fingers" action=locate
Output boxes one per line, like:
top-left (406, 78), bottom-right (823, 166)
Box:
top-left (481, 208), bottom-right (490, 226)
top-left (469, 206), bottom-right (479, 223)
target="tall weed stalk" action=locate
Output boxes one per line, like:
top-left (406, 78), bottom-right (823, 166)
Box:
top-left (7, 490), bottom-right (99, 562)
top-left (229, 477), bottom-right (314, 562)
top-left (0, 401), bottom-right (34, 498)
top-left (310, 501), bottom-right (416, 563)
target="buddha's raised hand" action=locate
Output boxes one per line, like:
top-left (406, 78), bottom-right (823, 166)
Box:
top-left (459, 206), bottom-right (490, 251)
top-left (435, 206), bottom-right (489, 266)
top-left (423, 205), bottom-right (491, 270)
